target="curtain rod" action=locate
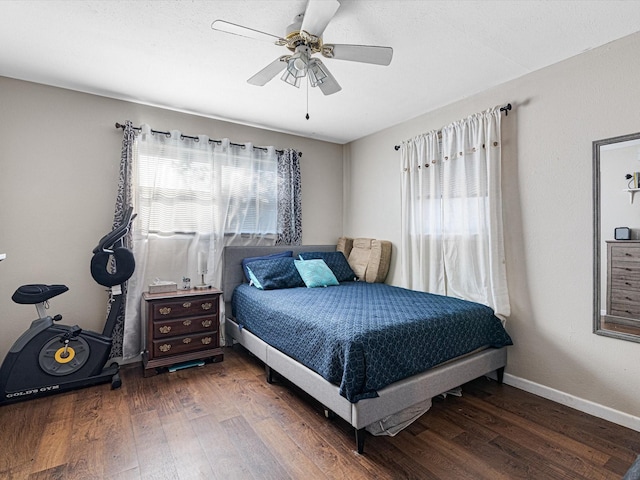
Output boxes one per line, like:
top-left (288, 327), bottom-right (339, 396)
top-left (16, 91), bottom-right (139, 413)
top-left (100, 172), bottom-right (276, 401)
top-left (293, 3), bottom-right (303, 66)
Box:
top-left (114, 122), bottom-right (301, 157)
top-left (393, 103), bottom-right (512, 151)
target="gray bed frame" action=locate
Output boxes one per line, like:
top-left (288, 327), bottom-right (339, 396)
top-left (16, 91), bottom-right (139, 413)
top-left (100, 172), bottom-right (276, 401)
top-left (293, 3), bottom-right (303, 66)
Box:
top-left (222, 245), bottom-right (507, 454)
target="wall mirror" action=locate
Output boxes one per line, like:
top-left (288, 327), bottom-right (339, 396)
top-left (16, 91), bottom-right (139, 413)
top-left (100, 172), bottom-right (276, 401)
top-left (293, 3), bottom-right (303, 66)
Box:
top-left (594, 131), bottom-right (640, 342)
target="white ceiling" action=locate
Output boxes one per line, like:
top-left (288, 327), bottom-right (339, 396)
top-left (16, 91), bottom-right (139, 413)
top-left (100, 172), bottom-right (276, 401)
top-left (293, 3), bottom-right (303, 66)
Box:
top-left (2, 0), bottom-right (640, 144)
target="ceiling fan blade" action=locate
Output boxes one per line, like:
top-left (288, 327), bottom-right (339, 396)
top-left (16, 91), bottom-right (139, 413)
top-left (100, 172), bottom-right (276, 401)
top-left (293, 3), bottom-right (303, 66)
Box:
top-left (314, 60), bottom-right (341, 96)
top-left (323, 44), bottom-right (393, 66)
top-left (247, 56), bottom-right (288, 86)
top-left (300, 0), bottom-right (340, 37)
top-left (211, 20), bottom-right (283, 44)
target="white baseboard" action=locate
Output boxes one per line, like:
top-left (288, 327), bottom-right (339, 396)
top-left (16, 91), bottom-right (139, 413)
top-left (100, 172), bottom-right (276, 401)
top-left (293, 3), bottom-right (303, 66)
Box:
top-left (504, 373), bottom-right (640, 432)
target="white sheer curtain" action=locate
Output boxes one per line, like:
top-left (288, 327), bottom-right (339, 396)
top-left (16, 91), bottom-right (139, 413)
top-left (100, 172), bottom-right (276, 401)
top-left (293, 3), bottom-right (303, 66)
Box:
top-left (400, 107), bottom-right (510, 318)
top-left (122, 126), bottom-right (278, 359)
top-left (400, 131), bottom-right (445, 292)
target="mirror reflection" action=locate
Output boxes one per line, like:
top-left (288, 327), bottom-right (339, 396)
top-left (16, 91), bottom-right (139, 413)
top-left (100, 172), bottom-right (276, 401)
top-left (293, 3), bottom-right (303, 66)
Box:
top-left (594, 132), bottom-right (640, 342)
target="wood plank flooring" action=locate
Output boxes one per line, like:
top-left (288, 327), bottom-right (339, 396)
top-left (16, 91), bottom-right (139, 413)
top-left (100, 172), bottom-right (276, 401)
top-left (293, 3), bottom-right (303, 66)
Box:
top-left (1, 345), bottom-right (639, 479)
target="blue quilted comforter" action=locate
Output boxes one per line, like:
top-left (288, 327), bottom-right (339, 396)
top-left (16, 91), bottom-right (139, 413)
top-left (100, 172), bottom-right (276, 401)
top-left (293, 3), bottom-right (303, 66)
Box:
top-left (232, 282), bottom-right (512, 402)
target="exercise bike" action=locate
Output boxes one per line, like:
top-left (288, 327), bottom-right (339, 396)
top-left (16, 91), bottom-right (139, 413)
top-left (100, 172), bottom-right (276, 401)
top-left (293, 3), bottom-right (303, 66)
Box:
top-left (0, 207), bottom-right (136, 405)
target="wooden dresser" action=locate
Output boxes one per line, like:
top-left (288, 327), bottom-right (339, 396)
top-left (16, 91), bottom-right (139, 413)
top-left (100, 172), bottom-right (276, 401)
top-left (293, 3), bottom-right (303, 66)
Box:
top-left (606, 240), bottom-right (640, 319)
top-left (142, 288), bottom-right (223, 376)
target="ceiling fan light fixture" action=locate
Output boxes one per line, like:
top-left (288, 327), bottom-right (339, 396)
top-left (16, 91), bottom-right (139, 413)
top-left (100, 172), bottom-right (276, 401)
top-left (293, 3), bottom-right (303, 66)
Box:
top-left (293, 55), bottom-right (308, 72)
top-left (308, 59), bottom-right (328, 87)
top-left (281, 47), bottom-right (311, 88)
top-left (286, 53), bottom-right (308, 77)
top-left (281, 69), bottom-right (302, 88)
top-left (289, 46), bottom-right (311, 72)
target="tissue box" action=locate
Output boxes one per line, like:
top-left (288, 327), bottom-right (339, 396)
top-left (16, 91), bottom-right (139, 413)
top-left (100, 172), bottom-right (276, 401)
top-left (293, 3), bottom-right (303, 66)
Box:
top-left (148, 282), bottom-right (177, 294)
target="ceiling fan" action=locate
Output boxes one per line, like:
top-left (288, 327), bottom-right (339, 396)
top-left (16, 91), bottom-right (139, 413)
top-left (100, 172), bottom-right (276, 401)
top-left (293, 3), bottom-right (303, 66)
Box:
top-left (211, 0), bottom-right (393, 96)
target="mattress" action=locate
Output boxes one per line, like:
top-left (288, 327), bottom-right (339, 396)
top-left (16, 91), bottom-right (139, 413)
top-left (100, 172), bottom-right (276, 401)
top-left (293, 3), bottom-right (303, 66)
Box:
top-left (232, 281), bottom-right (513, 403)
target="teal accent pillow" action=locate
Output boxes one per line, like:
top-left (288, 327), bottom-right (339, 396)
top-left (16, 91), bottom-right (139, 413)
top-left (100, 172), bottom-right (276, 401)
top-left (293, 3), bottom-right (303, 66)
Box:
top-left (247, 268), bottom-right (264, 289)
top-left (294, 259), bottom-right (339, 288)
top-left (246, 257), bottom-right (304, 290)
top-left (298, 251), bottom-right (357, 282)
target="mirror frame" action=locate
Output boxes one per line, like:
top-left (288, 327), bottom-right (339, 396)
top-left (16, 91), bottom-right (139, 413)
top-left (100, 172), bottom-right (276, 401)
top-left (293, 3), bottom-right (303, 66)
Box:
top-left (593, 131), bottom-right (640, 343)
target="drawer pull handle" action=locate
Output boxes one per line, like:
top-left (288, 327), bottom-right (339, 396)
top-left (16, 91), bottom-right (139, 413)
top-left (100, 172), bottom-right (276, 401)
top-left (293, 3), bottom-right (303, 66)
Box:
top-left (159, 326), bottom-right (172, 334)
top-left (183, 338), bottom-right (192, 344)
top-left (183, 302), bottom-right (192, 308)
top-left (159, 344), bottom-right (171, 352)
top-left (202, 319), bottom-right (212, 328)
top-left (183, 319), bottom-right (192, 326)
top-left (159, 307), bottom-right (172, 316)
top-left (201, 337), bottom-right (212, 345)
top-left (201, 302), bottom-right (213, 311)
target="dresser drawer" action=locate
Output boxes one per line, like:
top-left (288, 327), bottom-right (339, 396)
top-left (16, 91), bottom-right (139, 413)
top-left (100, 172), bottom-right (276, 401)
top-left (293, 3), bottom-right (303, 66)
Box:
top-left (610, 265), bottom-right (640, 286)
top-left (610, 287), bottom-right (640, 318)
top-left (152, 314), bottom-right (218, 338)
top-left (152, 331), bottom-right (219, 358)
top-left (610, 305), bottom-right (640, 319)
top-left (151, 297), bottom-right (218, 320)
top-left (610, 246), bottom-right (640, 263)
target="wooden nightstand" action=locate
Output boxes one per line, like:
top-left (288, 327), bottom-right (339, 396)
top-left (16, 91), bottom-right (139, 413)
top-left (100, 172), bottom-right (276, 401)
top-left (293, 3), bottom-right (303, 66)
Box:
top-left (142, 288), bottom-right (223, 377)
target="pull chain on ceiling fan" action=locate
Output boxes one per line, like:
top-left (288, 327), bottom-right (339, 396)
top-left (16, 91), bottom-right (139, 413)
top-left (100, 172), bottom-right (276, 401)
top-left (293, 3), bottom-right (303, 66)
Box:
top-left (211, 0), bottom-right (393, 96)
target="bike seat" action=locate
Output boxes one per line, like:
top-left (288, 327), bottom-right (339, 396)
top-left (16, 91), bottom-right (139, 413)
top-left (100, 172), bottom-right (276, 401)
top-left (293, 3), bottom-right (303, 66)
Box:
top-left (12, 284), bottom-right (69, 304)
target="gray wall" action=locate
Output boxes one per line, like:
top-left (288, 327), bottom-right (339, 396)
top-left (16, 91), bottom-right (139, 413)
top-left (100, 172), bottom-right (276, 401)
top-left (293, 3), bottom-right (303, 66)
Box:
top-left (0, 77), bottom-right (343, 358)
top-left (343, 31), bottom-right (640, 422)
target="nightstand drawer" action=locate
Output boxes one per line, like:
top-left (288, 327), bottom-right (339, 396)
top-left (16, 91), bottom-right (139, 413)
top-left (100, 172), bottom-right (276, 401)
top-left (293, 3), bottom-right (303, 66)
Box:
top-left (153, 314), bottom-right (218, 338)
top-left (151, 297), bottom-right (218, 320)
top-left (152, 332), bottom-right (219, 358)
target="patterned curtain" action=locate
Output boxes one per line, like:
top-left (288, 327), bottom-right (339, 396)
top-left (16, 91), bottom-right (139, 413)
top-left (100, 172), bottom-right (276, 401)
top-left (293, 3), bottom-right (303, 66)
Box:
top-left (276, 148), bottom-right (302, 245)
top-left (108, 120), bottom-right (135, 359)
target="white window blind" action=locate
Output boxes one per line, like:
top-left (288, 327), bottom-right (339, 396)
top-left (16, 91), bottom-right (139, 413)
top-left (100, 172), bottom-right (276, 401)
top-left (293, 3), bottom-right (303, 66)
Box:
top-left (134, 133), bottom-right (277, 236)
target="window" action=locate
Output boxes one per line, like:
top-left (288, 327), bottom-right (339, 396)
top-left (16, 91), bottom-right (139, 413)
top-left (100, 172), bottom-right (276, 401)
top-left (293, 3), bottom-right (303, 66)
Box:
top-left (400, 108), bottom-right (509, 318)
top-left (133, 135), bottom-right (277, 236)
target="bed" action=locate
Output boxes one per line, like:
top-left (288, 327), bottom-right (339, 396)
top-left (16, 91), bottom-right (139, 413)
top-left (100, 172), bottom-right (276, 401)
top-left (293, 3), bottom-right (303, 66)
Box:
top-left (222, 243), bottom-right (512, 453)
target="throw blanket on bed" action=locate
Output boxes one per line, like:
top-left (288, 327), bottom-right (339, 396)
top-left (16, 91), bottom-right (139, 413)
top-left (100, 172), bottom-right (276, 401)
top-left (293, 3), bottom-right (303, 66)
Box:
top-left (232, 282), bottom-right (512, 402)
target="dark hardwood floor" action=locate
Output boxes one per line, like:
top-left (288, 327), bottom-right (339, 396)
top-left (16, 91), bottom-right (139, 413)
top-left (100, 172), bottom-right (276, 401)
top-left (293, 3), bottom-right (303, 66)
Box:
top-left (1, 345), bottom-right (639, 479)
